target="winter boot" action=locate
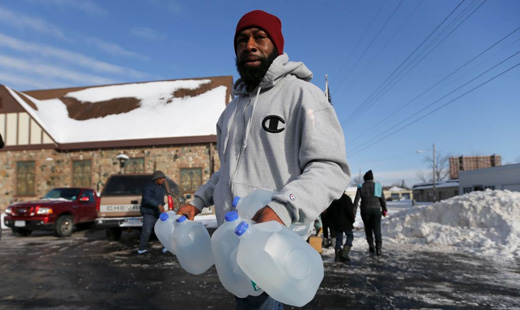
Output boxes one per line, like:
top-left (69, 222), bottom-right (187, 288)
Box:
top-left (334, 249), bottom-right (345, 262)
top-left (376, 242), bottom-right (382, 256)
top-left (367, 239), bottom-right (375, 253)
top-left (341, 246), bottom-right (351, 262)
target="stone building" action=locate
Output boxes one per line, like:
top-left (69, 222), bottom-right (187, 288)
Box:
top-left (0, 76), bottom-right (233, 213)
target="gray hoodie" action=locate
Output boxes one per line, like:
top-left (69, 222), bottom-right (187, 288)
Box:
top-left (191, 53), bottom-right (351, 227)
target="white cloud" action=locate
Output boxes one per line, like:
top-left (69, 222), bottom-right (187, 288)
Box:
top-left (84, 36), bottom-right (149, 61)
top-left (0, 55), bottom-right (116, 85)
top-left (26, 0), bottom-right (108, 16)
top-left (130, 27), bottom-right (167, 41)
top-left (0, 72), bottom-right (52, 90)
top-left (0, 33), bottom-right (148, 79)
top-left (0, 5), bottom-right (67, 39)
top-left (145, 0), bottom-right (182, 14)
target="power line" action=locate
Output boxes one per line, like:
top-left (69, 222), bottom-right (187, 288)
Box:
top-left (349, 58), bottom-right (520, 157)
top-left (339, 0), bottom-right (467, 126)
top-left (347, 21), bottom-right (520, 147)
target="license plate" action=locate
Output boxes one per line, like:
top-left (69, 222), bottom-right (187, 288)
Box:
top-left (15, 220), bottom-right (26, 227)
top-left (121, 218), bottom-right (142, 227)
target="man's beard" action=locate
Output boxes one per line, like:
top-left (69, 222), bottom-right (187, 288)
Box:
top-left (235, 48), bottom-right (278, 89)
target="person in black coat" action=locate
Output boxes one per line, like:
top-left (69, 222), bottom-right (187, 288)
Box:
top-left (138, 170), bottom-right (166, 254)
top-left (329, 192), bottom-right (357, 262)
top-left (354, 170), bottom-right (387, 256)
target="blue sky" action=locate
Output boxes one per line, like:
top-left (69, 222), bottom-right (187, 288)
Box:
top-left (1, 0), bottom-right (519, 187)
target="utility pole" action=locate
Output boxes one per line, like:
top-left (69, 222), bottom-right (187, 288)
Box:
top-left (432, 143), bottom-right (436, 202)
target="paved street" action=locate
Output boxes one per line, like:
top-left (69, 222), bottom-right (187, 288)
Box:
top-left (0, 226), bottom-right (519, 310)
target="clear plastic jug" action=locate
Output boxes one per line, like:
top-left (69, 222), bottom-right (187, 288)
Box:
top-left (234, 221), bottom-right (324, 307)
top-left (211, 211), bottom-right (263, 298)
top-left (154, 211), bottom-right (178, 254)
top-left (171, 215), bottom-right (214, 275)
top-left (233, 189), bottom-right (313, 238)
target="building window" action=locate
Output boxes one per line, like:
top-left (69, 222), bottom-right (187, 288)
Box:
top-left (180, 168), bottom-right (202, 194)
top-left (73, 159), bottom-right (92, 188)
top-left (125, 157), bottom-right (145, 174)
top-left (17, 161), bottom-right (35, 196)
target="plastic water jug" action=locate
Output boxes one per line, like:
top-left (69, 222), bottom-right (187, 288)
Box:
top-left (233, 189), bottom-right (313, 238)
top-left (171, 215), bottom-right (214, 275)
top-left (234, 221), bottom-right (324, 307)
top-left (154, 211), bottom-right (178, 254)
top-left (211, 211), bottom-right (263, 298)
top-left (233, 188), bottom-right (274, 220)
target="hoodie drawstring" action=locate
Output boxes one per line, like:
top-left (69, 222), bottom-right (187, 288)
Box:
top-left (243, 87), bottom-right (261, 150)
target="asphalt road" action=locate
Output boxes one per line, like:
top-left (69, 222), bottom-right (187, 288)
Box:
top-left (0, 227), bottom-right (519, 310)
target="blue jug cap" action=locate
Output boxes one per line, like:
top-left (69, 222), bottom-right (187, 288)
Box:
top-left (177, 215), bottom-right (187, 223)
top-left (232, 196), bottom-right (241, 209)
top-left (159, 213), bottom-right (169, 221)
top-left (225, 211), bottom-right (239, 222)
top-left (235, 221), bottom-right (249, 236)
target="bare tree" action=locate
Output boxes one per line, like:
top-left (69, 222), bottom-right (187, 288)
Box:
top-left (416, 150), bottom-right (450, 183)
top-left (350, 175), bottom-right (364, 186)
top-left (392, 179), bottom-right (408, 189)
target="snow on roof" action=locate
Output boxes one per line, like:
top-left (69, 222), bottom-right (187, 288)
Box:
top-left (381, 189), bottom-right (520, 263)
top-left (413, 180), bottom-right (459, 190)
top-left (388, 186), bottom-right (407, 192)
top-left (6, 78), bottom-right (229, 144)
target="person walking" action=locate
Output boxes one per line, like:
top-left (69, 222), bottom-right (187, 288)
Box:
top-left (329, 192), bottom-right (356, 262)
top-left (354, 170), bottom-right (387, 256)
top-left (320, 208), bottom-right (333, 248)
top-left (176, 9), bottom-right (350, 309)
top-left (137, 170), bottom-right (166, 255)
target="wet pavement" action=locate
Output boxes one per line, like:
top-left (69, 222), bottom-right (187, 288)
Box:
top-left (0, 227), bottom-right (519, 310)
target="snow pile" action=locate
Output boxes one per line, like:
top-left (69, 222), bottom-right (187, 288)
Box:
top-left (382, 190), bottom-right (520, 262)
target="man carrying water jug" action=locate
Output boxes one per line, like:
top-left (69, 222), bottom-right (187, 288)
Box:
top-left (177, 9), bottom-right (350, 309)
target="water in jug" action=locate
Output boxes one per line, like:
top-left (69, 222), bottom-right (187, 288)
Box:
top-left (171, 215), bottom-right (214, 275)
top-left (211, 211), bottom-right (263, 298)
top-left (154, 211), bottom-right (178, 254)
top-left (234, 220), bottom-right (324, 307)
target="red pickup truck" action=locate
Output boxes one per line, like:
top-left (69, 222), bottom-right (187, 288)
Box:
top-left (4, 187), bottom-right (99, 237)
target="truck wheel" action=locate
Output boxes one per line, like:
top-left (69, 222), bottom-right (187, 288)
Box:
top-left (106, 228), bottom-right (122, 241)
top-left (12, 228), bottom-right (31, 237)
top-left (54, 215), bottom-right (74, 237)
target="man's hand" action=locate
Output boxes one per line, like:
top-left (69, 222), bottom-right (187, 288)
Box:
top-left (251, 206), bottom-right (284, 225)
top-left (158, 204), bottom-right (165, 213)
top-left (176, 204), bottom-right (201, 221)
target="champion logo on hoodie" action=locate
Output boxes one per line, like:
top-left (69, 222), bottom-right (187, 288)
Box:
top-left (262, 115), bottom-right (285, 133)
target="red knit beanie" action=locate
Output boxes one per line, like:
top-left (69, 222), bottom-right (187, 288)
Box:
top-left (234, 10), bottom-right (284, 55)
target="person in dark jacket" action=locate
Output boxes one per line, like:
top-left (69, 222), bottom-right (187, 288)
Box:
top-left (138, 170), bottom-right (166, 254)
top-left (354, 170), bottom-right (387, 256)
top-left (0, 133), bottom-right (4, 149)
top-left (329, 192), bottom-right (357, 262)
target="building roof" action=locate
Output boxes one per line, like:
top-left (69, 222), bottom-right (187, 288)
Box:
top-left (1, 76), bottom-right (232, 150)
top-left (412, 180), bottom-right (459, 190)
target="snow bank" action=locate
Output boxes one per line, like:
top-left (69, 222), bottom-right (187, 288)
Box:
top-left (382, 189), bottom-right (520, 262)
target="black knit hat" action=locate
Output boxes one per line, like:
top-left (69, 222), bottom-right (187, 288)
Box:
top-left (363, 170), bottom-right (374, 181)
top-left (151, 170), bottom-right (166, 181)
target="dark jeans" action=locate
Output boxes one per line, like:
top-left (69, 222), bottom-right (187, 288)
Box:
top-left (335, 229), bottom-right (354, 250)
top-left (361, 208), bottom-right (382, 243)
top-left (138, 213), bottom-right (158, 251)
top-left (236, 293), bottom-right (284, 310)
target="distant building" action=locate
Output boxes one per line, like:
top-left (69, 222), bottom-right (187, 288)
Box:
top-left (345, 186), bottom-right (413, 202)
top-left (0, 76), bottom-right (233, 214)
top-left (449, 154), bottom-right (501, 179)
top-left (459, 163), bottom-right (520, 194)
top-left (412, 180), bottom-right (459, 202)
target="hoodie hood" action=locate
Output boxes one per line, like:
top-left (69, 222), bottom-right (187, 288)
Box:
top-left (232, 53), bottom-right (313, 96)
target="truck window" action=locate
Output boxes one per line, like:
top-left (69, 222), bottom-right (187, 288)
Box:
top-left (44, 188), bottom-right (81, 200)
top-left (101, 175), bottom-right (153, 196)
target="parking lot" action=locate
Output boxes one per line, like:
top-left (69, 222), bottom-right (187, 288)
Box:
top-left (1, 223), bottom-right (519, 310)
